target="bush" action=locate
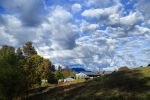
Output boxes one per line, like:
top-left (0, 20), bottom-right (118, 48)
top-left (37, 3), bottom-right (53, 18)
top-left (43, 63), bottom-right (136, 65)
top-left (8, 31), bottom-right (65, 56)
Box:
top-left (147, 64), bottom-right (150, 67)
top-left (118, 66), bottom-right (129, 71)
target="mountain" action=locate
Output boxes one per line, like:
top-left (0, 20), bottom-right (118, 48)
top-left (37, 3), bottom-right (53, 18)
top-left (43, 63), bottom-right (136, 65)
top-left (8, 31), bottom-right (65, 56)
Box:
top-left (71, 68), bottom-right (90, 72)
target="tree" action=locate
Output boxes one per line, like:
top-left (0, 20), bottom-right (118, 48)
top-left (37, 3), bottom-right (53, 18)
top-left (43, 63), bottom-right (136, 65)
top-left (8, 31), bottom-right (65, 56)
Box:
top-left (62, 66), bottom-right (72, 78)
top-left (51, 65), bottom-right (56, 72)
top-left (56, 66), bottom-right (64, 79)
top-left (16, 48), bottom-right (24, 59)
top-left (0, 45), bottom-right (25, 100)
top-left (25, 55), bottom-right (43, 86)
top-left (0, 42), bottom-right (57, 99)
top-left (23, 41), bottom-right (37, 57)
top-left (23, 54), bottom-right (57, 86)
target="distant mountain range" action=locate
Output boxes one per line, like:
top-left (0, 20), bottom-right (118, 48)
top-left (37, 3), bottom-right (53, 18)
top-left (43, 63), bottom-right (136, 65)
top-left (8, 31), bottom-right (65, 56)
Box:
top-left (71, 68), bottom-right (91, 72)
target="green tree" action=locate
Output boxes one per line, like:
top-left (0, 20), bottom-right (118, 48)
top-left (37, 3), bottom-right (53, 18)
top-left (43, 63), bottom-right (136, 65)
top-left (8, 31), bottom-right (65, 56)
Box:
top-left (37, 59), bottom-right (51, 79)
top-left (25, 55), bottom-right (43, 87)
top-left (56, 66), bottom-right (64, 79)
top-left (22, 50), bottom-right (57, 86)
top-left (17, 48), bottom-right (24, 59)
top-left (0, 45), bottom-right (25, 100)
top-left (23, 41), bottom-right (37, 57)
top-left (21, 42), bottom-right (40, 88)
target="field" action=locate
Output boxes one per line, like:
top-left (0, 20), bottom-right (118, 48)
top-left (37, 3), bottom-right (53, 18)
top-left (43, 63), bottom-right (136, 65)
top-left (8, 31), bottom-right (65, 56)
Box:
top-left (25, 67), bottom-right (150, 100)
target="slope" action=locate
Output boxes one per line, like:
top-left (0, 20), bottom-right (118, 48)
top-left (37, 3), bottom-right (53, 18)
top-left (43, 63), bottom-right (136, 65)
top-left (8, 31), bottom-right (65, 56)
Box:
top-left (26, 67), bottom-right (150, 100)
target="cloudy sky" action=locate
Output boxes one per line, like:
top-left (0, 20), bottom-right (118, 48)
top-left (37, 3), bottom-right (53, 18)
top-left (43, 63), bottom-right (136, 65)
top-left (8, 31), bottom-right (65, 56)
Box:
top-left (0, 0), bottom-right (150, 71)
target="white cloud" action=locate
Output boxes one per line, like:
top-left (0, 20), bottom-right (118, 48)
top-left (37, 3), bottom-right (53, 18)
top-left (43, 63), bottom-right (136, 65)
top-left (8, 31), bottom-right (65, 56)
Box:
top-left (120, 12), bottom-right (143, 27)
top-left (0, 0), bottom-right (150, 71)
top-left (81, 3), bottom-right (122, 19)
top-left (39, 6), bottom-right (79, 50)
top-left (72, 3), bottom-right (82, 13)
top-left (49, 6), bottom-right (73, 23)
top-left (136, 0), bottom-right (150, 20)
top-left (0, 14), bottom-right (37, 46)
top-left (80, 20), bottom-right (99, 33)
top-left (0, 0), bottom-right (44, 26)
top-left (85, 0), bottom-right (110, 8)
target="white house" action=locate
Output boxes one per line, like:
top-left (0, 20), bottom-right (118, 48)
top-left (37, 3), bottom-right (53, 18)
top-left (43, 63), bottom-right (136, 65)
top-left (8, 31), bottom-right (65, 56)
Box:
top-left (75, 72), bottom-right (87, 79)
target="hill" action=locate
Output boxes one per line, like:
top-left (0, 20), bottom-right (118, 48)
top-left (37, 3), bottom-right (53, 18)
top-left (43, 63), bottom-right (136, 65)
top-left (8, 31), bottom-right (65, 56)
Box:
top-left (25, 67), bottom-right (150, 100)
top-left (71, 68), bottom-right (87, 72)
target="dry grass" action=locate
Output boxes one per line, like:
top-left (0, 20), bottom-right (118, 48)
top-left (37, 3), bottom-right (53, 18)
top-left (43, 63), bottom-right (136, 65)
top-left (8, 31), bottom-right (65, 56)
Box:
top-left (25, 67), bottom-right (150, 100)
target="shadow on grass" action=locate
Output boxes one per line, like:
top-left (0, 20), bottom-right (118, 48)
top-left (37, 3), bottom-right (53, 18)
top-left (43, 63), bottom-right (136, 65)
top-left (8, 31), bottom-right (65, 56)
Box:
top-left (25, 69), bottom-right (150, 100)
top-left (101, 69), bottom-right (150, 100)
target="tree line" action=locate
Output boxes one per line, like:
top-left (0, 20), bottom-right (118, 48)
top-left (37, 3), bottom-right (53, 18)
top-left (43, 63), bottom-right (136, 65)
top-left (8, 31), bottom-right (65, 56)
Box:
top-left (0, 41), bottom-right (74, 100)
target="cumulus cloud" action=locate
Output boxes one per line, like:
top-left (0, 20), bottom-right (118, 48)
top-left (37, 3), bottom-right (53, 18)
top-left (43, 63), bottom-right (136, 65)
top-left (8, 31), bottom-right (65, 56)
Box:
top-left (81, 3), bottom-right (122, 19)
top-left (0, 0), bottom-right (44, 27)
top-left (0, 0), bottom-right (150, 71)
top-left (80, 20), bottom-right (99, 33)
top-left (136, 0), bottom-right (150, 20)
top-left (0, 15), bottom-right (7, 26)
top-left (85, 0), bottom-right (110, 8)
top-left (45, 6), bottom-right (79, 50)
top-left (72, 3), bottom-right (82, 13)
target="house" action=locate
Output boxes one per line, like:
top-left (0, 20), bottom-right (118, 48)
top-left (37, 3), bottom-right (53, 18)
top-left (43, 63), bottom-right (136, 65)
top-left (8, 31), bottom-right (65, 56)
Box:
top-left (75, 71), bottom-right (113, 80)
top-left (75, 72), bottom-right (101, 80)
top-left (81, 72), bottom-right (101, 78)
top-left (64, 77), bottom-right (74, 82)
top-left (75, 72), bottom-right (87, 79)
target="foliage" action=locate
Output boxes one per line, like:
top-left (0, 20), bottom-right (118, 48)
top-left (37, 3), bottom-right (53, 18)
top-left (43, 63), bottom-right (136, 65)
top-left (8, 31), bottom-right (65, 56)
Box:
top-left (0, 41), bottom-right (57, 99)
top-left (0, 45), bottom-right (25, 100)
top-left (118, 66), bottom-right (129, 71)
top-left (140, 66), bottom-right (143, 67)
top-left (47, 72), bottom-right (58, 84)
top-left (21, 42), bottom-right (57, 88)
top-left (56, 66), bottom-right (64, 79)
top-left (23, 41), bottom-right (37, 57)
top-left (62, 66), bottom-right (72, 78)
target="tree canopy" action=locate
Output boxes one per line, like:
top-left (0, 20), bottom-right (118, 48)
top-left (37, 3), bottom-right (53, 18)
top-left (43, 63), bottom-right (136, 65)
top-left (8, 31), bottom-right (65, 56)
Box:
top-left (0, 41), bottom-right (57, 99)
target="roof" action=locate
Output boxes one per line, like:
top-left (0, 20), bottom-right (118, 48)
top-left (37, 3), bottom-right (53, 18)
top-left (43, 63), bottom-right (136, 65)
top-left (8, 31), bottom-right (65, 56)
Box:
top-left (81, 72), bottom-right (100, 76)
top-left (103, 71), bottom-right (113, 75)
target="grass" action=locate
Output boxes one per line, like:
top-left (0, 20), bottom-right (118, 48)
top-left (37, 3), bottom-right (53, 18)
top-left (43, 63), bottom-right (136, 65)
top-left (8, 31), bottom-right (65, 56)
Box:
top-left (25, 67), bottom-right (150, 100)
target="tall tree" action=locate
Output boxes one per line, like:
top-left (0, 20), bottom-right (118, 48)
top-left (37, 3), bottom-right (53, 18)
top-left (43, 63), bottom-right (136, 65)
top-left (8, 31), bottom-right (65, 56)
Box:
top-left (23, 55), bottom-right (43, 87)
top-left (56, 66), bottom-right (64, 79)
top-left (62, 66), bottom-right (72, 78)
top-left (17, 48), bottom-right (24, 59)
top-left (0, 45), bottom-right (25, 100)
top-left (23, 41), bottom-right (37, 57)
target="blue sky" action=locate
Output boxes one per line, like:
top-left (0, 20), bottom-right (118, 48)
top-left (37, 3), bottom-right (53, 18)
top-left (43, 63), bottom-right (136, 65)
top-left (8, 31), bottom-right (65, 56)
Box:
top-left (0, 0), bottom-right (150, 71)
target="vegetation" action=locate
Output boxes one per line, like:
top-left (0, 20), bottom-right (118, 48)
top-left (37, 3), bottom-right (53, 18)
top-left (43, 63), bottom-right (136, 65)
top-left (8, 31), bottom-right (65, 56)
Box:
top-left (55, 65), bottom-right (75, 80)
top-left (0, 46), bottom-right (25, 100)
top-left (118, 66), bottom-right (129, 71)
top-left (62, 66), bottom-right (72, 78)
top-left (0, 42), bottom-right (57, 100)
top-left (55, 66), bottom-right (64, 80)
top-left (26, 67), bottom-right (150, 100)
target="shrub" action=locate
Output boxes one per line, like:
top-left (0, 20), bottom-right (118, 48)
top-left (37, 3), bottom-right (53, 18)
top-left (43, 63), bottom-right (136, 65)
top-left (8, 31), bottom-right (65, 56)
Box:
top-left (118, 66), bottom-right (129, 71)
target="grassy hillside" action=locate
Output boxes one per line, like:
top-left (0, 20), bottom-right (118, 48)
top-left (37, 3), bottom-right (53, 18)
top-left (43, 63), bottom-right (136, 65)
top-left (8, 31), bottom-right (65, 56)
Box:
top-left (26, 67), bottom-right (150, 100)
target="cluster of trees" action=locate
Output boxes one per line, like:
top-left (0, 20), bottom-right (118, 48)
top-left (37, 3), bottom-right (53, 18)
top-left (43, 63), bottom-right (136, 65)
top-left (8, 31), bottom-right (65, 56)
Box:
top-left (0, 42), bottom-right (57, 99)
top-left (56, 65), bottom-right (75, 79)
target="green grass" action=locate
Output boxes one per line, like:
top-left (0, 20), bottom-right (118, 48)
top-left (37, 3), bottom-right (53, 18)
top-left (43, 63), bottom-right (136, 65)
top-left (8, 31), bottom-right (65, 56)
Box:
top-left (25, 67), bottom-right (150, 100)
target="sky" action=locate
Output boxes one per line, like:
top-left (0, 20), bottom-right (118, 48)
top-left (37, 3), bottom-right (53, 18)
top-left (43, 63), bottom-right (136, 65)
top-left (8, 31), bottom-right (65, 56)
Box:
top-left (0, 0), bottom-right (150, 71)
